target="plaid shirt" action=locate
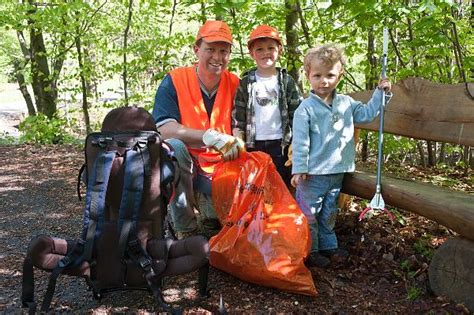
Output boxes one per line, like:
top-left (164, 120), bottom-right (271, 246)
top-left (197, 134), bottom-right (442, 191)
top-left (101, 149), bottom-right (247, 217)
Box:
top-left (232, 68), bottom-right (303, 149)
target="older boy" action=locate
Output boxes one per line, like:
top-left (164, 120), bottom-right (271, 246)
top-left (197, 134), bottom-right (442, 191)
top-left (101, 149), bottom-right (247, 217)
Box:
top-left (292, 44), bottom-right (391, 268)
top-left (232, 25), bottom-right (302, 186)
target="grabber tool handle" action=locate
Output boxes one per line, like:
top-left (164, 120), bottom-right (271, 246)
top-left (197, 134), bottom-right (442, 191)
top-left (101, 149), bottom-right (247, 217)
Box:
top-left (382, 27), bottom-right (389, 79)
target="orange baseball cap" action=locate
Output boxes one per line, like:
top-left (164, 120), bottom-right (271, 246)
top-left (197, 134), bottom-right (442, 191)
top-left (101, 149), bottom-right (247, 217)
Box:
top-left (196, 20), bottom-right (233, 45)
top-left (247, 25), bottom-right (282, 48)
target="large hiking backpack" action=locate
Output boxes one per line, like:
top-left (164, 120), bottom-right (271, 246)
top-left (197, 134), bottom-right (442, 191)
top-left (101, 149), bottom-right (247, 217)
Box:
top-left (21, 106), bottom-right (209, 313)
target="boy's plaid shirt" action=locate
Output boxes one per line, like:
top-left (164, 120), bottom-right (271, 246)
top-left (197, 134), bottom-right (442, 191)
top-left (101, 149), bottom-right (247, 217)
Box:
top-left (232, 67), bottom-right (303, 149)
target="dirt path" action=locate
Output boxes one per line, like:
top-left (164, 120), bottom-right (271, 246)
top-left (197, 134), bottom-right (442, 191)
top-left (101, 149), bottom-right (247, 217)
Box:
top-left (0, 144), bottom-right (470, 314)
top-left (0, 83), bottom-right (27, 137)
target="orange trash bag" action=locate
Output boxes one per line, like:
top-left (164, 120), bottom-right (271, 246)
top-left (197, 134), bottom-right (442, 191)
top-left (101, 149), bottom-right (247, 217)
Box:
top-left (209, 151), bottom-right (317, 296)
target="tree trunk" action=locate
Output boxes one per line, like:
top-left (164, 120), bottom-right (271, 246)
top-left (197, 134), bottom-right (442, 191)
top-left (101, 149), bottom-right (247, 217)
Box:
top-left (361, 26), bottom-right (378, 162)
top-left (161, 0), bottom-right (178, 74)
top-left (285, 0), bottom-right (300, 85)
top-left (388, 28), bottom-right (407, 69)
top-left (416, 140), bottom-right (427, 167)
top-left (28, 9), bottom-right (56, 117)
top-left (462, 145), bottom-right (470, 174)
top-left (75, 35), bottom-right (91, 134)
top-left (199, 0), bottom-right (207, 24)
top-left (13, 59), bottom-right (36, 116)
top-left (15, 31), bottom-right (37, 116)
top-left (437, 143), bottom-right (446, 164)
top-left (361, 131), bottom-right (369, 162)
top-left (24, 0), bottom-right (65, 119)
top-left (450, 7), bottom-right (467, 86)
top-left (367, 26), bottom-right (378, 90)
top-left (123, 0), bottom-right (133, 107)
top-left (407, 17), bottom-right (419, 69)
top-left (230, 8), bottom-right (245, 61)
top-left (469, 147), bottom-right (474, 169)
top-left (427, 140), bottom-right (436, 167)
top-left (429, 238), bottom-right (474, 311)
top-left (84, 46), bottom-right (98, 101)
top-left (296, 0), bottom-right (312, 47)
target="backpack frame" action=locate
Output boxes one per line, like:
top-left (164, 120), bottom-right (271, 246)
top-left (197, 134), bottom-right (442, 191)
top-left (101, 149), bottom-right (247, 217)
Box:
top-left (21, 107), bottom-right (209, 313)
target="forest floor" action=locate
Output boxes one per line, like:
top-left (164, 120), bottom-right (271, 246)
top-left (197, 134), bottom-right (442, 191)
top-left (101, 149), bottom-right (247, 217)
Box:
top-left (0, 144), bottom-right (472, 314)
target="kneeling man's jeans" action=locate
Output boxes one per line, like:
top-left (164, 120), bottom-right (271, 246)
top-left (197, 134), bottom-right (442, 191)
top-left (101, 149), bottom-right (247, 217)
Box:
top-left (166, 139), bottom-right (217, 233)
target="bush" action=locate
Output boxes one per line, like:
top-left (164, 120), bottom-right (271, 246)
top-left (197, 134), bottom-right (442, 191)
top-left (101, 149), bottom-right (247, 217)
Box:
top-left (19, 113), bottom-right (75, 144)
top-left (0, 132), bottom-right (17, 145)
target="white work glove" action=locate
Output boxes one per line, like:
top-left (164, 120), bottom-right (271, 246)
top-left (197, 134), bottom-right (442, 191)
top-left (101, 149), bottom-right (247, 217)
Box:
top-left (202, 129), bottom-right (244, 161)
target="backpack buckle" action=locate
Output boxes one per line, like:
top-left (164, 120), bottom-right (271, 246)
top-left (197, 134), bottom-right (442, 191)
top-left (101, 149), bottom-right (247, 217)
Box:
top-left (98, 137), bottom-right (112, 148)
top-left (128, 239), bottom-right (140, 252)
top-left (138, 256), bottom-right (152, 271)
top-left (136, 138), bottom-right (148, 149)
top-left (58, 256), bottom-right (71, 268)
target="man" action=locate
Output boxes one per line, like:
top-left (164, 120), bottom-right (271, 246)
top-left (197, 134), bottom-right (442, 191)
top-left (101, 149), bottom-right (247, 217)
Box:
top-left (152, 20), bottom-right (242, 239)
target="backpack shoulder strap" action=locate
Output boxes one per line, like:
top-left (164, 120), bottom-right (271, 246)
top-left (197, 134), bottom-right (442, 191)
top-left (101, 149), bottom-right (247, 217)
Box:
top-left (117, 146), bottom-right (147, 257)
top-left (76, 163), bottom-right (86, 201)
top-left (39, 240), bottom-right (84, 313)
top-left (22, 238), bottom-right (82, 314)
top-left (34, 145), bottom-right (115, 313)
top-left (82, 146), bottom-right (116, 260)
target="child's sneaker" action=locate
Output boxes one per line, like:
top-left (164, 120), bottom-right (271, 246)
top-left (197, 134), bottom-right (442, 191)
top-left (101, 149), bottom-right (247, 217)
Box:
top-left (305, 252), bottom-right (331, 268)
top-left (320, 248), bottom-right (349, 259)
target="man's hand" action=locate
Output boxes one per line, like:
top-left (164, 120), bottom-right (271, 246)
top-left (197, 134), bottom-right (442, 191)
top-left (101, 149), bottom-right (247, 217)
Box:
top-left (202, 129), bottom-right (244, 161)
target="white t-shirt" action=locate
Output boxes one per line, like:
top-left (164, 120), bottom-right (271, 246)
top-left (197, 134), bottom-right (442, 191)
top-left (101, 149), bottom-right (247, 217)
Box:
top-left (252, 73), bottom-right (282, 140)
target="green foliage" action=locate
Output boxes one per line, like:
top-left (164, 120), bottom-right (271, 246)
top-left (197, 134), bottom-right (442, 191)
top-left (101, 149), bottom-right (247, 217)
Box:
top-left (413, 239), bottom-right (434, 260)
top-left (399, 259), bottom-right (419, 279)
top-left (0, 132), bottom-right (18, 145)
top-left (0, 30), bottom-right (19, 83)
top-left (406, 285), bottom-right (423, 301)
top-left (0, 0), bottom-right (471, 159)
top-left (18, 113), bottom-right (76, 145)
top-left (394, 260), bottom-right (424, 301)
top-left (363, 131), bottom-right (417, 164)
top-left (389, 208), bottom-right (406, 225)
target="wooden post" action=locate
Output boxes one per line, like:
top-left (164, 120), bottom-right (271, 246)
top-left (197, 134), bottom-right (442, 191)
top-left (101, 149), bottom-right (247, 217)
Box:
top-left (429, 238), bottom-right (474, 311)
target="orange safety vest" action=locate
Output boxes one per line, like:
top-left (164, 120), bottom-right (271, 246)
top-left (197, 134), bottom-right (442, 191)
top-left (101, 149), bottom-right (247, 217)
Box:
top-left (169, 66), bottom-right (239, 172)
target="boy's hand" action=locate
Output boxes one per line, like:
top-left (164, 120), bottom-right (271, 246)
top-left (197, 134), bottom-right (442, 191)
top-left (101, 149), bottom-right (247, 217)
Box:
top-left (232, 128), bottom-right (245, 140)
top-left (291, 173), bottom-right (307, 188)
top-left (378, 78), bottom-right (391, 92)
top-left (284, 144), bottom-right (292, 167)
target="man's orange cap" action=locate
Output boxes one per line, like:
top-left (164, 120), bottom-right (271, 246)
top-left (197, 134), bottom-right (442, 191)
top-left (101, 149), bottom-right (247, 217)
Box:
top-left (196, 20), bottom-right (233, 45)
top-left (247, 25), bottom-right (281, 48)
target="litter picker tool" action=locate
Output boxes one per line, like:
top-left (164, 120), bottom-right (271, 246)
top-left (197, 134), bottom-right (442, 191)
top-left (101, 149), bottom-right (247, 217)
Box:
top-left (359, 27), bottom-right (394, 221)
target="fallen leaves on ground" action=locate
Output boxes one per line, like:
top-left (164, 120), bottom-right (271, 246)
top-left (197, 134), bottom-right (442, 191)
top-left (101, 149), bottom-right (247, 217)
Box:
top-left (0, 144), bottom-right (471, 314)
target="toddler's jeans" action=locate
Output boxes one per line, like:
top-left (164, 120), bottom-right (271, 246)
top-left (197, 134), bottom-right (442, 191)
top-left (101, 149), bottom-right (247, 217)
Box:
top-left (296, 173), bottom-right (344, 253)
